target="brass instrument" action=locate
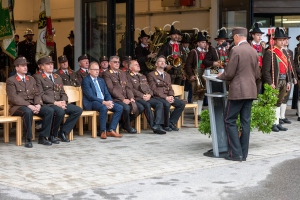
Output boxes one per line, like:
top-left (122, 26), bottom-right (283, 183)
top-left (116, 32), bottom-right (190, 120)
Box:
top-left (146, 27), bottom-right (169, 70)
top-left (192, 69), bottom-right (205, 93)
top-left (166, 55), bottom-right (182, 68)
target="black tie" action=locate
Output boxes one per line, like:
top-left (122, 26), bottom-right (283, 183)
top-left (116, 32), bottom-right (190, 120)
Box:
top-left (22, 78), bottom-right (25, 82)
top-left (65, 71), bottom-right (68, 75)
top-left (49, 75), bottom-right (54, 83)
top-left (161, 74), bottom-right (164, 79)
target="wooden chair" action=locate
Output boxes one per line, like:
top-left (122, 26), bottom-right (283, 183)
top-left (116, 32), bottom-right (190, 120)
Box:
top-left (64, 86), bottom-right (97, 139)
top-left (0, 92), bottom-right (22, 146)
top-left (171, 84), bottom-right (198, 128)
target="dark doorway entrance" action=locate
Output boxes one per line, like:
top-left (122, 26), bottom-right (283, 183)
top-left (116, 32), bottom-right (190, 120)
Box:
top-left (82, 0), bottom-right (134, 62)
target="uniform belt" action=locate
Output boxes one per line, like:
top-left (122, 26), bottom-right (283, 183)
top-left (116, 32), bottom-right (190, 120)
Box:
top-left (279, 74), bottom-right (286, 80)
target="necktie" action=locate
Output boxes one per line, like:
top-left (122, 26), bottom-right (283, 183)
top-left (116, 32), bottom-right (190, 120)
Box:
top-left (65, 71), bottom-right (69, 75)
top-left (93, 79), bottom-right (104, 99)
top-left (160, 73), bottom-right (164, 79)
top-left (49, 75), bottom-right (54, 83)
top-left (22, 78), bottom-right (25, 82)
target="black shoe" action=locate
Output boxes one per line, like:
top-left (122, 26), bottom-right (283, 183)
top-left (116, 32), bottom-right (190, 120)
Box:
top-left (58, 132), bottom-right (70, 142)
top-left (49, 136), bottom-right (60, 144)
top-left (126, 127), bottom-right (137, 134)
top-left (169, 123), bottom-right (179, 131)
top-left (272, 124), bottom-right (279, 132)
top-left (298, 117), bottom-right (300, 121)
top-left (281, 118), bottom-right (291, 124)
top-left (38, 136), bottom-right (52, 145)
top-left (25, 139), bottom-right (33, 148)
top-left (224, 156), bottom-right (243, 162)
top-left (277, 124), bottom-right (288, 131)
top-left (242, 158), bottom-right (247, 161)
top-left (152, 125), bottom-right (166, 135)
top-left (163, 126), bottom-right (172, 132)
top-left (279, 119), bottom-right (284, 124)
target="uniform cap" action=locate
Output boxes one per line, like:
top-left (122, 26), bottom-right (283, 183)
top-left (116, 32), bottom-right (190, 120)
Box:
top-left (78, 54), bottom-right (89, 62)
top-left (231, 27), bottom-right (248, 37)
top-left (37, 56), bottom-right (55, 65)
top-left (100, 56), bottom-right (109, 63)
top-left (122, 56), bottom-right (132, 62)
top-left (58, 55), bottom-right (68, 63)
top-left (14, 57), bottom-right (29, 66)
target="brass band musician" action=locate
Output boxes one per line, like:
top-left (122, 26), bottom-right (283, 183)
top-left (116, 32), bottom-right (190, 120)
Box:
top-left (184, 31), bottom-right (208, 116)
top-left (157, 24), bottom-right (184, 85)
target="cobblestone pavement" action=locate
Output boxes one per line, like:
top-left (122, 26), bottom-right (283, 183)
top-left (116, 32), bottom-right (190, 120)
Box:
top-left (0, 108), bottom-right (300, 199)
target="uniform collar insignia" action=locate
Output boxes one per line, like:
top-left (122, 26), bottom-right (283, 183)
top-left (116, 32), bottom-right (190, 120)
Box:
top-left (42, 74), bottom-right (46, 79)
top-left (53, 74), bottom-right (57, 79)
top-left (80, 69), bottom-right (85, 73)
top-left (109, 70), bottom-right (113, 73)
top-left (68, 70), bottom-right (72, 74)
top-left (37, 71), bottom-right (41, 74)
top-left (16, 76), bottom-right (21, 82)
top-left (59, 70), bottom-right (63, 74)
top-left (155, 71), bottom-right (158, 76)
top-left (130, 72), bottom-right (134, 76)
top-left (25, 76), bottom-right (29, 81)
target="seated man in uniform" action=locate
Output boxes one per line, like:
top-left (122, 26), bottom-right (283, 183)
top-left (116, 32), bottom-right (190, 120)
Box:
top-left (54, 55), bottom-right (80, 86)
top-left (126, 60), bottom-right (166, 134)
top-left (35, 56), bottom-right (82, 142)
top-left (6, 56), bottom-right (54, 148)
top-left (120, 56), bottom-right (131, 72)
top-left (76, 54), bottom-right (89, 84)
top-left (99, 56), bottom-right (109, 78)
top-left (147, 55), bottom-right (186, 131)
top-left (103, 56), bottom-right (144, 133)
top-left (82, 61), bottom-right (123, 139)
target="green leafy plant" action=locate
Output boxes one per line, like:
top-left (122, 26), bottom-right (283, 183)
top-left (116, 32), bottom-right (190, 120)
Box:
top-left (198, 84), bottom-right (279, 137)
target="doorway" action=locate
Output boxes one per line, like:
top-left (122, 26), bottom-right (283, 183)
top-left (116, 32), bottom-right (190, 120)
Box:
top-left (82, 0), bottom-right (134, 61)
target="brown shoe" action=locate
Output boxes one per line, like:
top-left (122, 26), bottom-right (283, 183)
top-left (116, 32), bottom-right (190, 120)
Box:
top-left (107, 130), bottom-right (123, 138)
top-left (100, 131), bottom-right (107, 139)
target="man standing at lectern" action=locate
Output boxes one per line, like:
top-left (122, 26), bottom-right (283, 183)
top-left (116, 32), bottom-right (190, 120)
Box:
top-left (218, 27), bottom-right (260, 162)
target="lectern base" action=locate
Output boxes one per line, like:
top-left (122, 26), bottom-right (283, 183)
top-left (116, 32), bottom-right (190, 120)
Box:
top-left (203, 149), bottom-right (228, 158)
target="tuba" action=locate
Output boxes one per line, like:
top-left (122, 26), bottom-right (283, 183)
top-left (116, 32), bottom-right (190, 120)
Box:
top-left (146, 27), bottom-right (169, 70)
top-left (166, 55), bottom-right (182, 68)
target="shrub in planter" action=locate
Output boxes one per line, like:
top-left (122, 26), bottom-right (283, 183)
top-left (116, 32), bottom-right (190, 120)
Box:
top-left (198, 84), bottom-right (279, 137)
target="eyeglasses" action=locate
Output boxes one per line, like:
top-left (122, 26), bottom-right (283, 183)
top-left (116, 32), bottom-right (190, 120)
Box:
top-left (89, 69), bottom-right (99, 71)
top-left (111, 61), bottom-right (120, 64)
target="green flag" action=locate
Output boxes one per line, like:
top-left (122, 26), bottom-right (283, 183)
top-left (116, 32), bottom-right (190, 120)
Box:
top-left (0, 0), bottom-right (16, 58)
top-left (1, 35), bottom-right (16, 58)
top-left (0, 0), bottom-right (13, 40)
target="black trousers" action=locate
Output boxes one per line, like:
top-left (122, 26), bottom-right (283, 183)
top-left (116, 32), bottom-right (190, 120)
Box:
top-left (115, 101), bottom-right (144, 130)
top-left (137, 98), bottom-right (164, 127)
top-left (49, 104), bottom-right (82, 136)
top-left (155, 97), bottom-right (185, 127)
top-left (224, 99), bottom-right (253, 159)
top-left (13, 106), bottom-right (54, 139)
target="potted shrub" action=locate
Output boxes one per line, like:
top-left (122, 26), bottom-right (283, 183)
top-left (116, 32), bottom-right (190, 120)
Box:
top-left (199, 84), bottom-right (279, 137)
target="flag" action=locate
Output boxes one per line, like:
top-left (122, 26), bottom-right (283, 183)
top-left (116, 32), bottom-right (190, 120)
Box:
top-left (35, 0), bottom-right (54, 62)
top-left (1, 35), bottom-right (16, 58)
top-left (0, 0), bottom-right (16, 59)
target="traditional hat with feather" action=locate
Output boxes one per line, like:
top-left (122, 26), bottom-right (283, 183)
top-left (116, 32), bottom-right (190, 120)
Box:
top-left (249, 22), bottom-right (264, 34)
top-left (181, 33), bottom-right (190, 43)
top-left (215, 27), bottom-right (228, 40)
top-left (273, 27), bottom-right (289, 39)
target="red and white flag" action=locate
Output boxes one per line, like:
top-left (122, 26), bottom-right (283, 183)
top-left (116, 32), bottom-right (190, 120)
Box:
top-left (35, 0), bottom-right (54, 61)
